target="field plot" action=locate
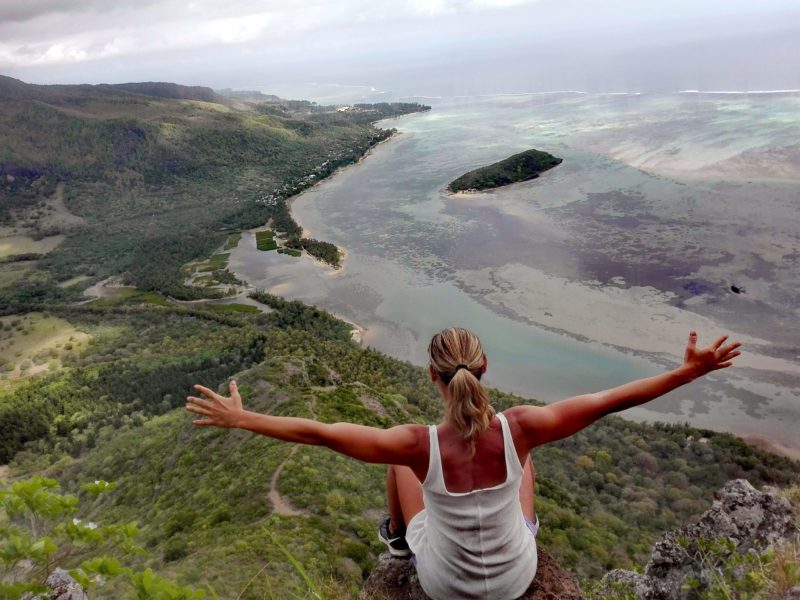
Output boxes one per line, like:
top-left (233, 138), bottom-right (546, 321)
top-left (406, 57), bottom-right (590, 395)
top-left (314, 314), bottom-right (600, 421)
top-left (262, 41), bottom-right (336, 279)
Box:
top-left (85, 287), bottom-right (169, 307)
top-left (196, 253), bottom-right (229, 272)
top-left (0, 263), bottom-right (30, 288)
top-left (224, 232), bottom-right (242, 250)
top-left (0, 313), bottom-right (89, 383)
top-left (208, 303), bottom-right (260, 314)
top-left (255, 230), bottom-right (278, 251)
top-left (0, 234), bottom-right (64, 259)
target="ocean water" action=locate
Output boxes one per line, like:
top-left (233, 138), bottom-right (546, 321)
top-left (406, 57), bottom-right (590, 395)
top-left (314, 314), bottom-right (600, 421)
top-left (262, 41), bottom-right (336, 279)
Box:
top-left (228, 93), bottom-right (800, 451)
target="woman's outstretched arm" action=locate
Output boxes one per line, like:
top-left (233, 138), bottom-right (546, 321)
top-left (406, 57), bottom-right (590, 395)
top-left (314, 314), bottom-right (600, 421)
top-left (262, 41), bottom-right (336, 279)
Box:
top-left (185, 381), bottom-right (426, 467)
top-left (508, 331), bottom-right (742, 449)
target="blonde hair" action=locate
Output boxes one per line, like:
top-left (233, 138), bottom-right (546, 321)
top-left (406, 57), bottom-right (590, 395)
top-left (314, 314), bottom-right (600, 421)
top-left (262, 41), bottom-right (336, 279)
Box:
top-left (428, 327), bottom-right (495, 453)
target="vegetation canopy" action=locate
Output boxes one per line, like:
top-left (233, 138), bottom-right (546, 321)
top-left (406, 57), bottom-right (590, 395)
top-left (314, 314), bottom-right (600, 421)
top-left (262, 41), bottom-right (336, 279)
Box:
top-left (448, 148), bottom-right (563, 192)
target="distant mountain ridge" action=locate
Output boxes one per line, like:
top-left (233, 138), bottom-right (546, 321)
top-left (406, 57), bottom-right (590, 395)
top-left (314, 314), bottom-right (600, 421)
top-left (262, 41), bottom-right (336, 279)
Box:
top-left (0, 75), bottom-right (226, 104)
top-left (98, 81), bottom-right (225, 102)
top-left (216, 88), bottom-right (282, 102)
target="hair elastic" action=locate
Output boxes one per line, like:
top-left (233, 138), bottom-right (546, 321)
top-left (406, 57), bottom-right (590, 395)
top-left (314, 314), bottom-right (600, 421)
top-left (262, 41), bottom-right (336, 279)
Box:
top-left (455, 364), bottom-right (469, 371)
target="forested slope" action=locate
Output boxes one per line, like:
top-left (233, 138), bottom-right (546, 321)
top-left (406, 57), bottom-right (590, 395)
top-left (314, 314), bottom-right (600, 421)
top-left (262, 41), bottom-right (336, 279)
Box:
top-left (3, 297), bottom-right (797, 597)
top-left (0, 76), bottom-right (427, 308)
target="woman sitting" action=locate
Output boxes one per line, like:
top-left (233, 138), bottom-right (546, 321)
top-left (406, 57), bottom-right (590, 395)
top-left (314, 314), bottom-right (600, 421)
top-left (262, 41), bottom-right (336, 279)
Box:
top-left (186, 328), bottom-right (740, 600)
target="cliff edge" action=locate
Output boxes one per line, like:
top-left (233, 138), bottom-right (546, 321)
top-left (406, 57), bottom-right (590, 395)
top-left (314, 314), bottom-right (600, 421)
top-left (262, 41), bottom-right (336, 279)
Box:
top-left (602, 479), bottom-right (798, 599)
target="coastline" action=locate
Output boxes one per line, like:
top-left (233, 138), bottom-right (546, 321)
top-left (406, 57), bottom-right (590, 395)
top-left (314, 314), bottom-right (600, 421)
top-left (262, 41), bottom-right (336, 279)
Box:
top-left (289, 130), bottom-right (403, 274)
top-left (224, 101), bottom-right (800, 462)
top-left (226, 127), bottom-right (415, 338)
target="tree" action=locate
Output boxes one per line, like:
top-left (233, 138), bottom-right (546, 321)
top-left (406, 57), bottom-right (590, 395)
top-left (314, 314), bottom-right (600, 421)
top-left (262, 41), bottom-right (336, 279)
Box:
top-left (0, 476), bottom-right (205, 599)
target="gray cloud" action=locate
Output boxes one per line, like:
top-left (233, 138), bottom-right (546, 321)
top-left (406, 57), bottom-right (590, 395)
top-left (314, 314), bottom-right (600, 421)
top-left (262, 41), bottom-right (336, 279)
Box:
top-left (2, 0), bottom-right (798, 95)
top-left (0, 0), bottom-right (166, 24)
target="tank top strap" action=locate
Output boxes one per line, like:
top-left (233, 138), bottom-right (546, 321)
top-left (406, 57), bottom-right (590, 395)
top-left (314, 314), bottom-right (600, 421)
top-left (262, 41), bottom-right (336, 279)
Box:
top-left (496, 412), bottom-right (524, 476)
top-left (423, 424), bottom-right (443, 488)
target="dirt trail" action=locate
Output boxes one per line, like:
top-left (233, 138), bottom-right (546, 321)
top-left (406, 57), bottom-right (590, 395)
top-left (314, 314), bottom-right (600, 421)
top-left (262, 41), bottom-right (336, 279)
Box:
top-left (266, 394), bottom-right (318, 516)
top-left (40, 183), bottom-right (86, 231)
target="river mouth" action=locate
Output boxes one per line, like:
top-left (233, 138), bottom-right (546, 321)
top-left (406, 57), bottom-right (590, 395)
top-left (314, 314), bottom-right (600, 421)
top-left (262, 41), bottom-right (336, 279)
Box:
top-left (228, 93), bottom-right (800, 455)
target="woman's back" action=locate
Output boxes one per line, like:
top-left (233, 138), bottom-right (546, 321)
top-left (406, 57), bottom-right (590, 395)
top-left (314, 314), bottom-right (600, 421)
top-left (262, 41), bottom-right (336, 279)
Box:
top-left (435, 415), bottom-right (522, 493)
top-left (405, 412), bottom-right (538, 600)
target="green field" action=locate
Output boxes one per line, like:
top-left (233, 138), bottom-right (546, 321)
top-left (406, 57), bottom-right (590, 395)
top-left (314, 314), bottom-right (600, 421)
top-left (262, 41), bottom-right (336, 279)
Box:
top-left (85, 287), bottom-right (169, 308)
top-left (224, 232), bottom-right (242, 250)
top-left (0, 234), bottom-right (64, 259)
top-left (196, 253), bottom-right (230, 272)
top-left (208, 303), bottom-right (261, 314)
top-left (255, 230), bottom-right (278, 251)
top-left (0, 312), bottom-right (89, 383)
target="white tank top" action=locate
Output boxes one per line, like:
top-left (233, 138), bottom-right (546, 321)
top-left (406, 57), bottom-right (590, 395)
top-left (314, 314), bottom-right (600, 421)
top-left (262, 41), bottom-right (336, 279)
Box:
top-left (405, 412), bottom-right (538, 600)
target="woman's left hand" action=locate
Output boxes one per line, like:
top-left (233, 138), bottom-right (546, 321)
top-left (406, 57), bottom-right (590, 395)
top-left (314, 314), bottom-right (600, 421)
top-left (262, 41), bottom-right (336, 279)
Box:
top-left (186, 380), bottom-right (244, 428)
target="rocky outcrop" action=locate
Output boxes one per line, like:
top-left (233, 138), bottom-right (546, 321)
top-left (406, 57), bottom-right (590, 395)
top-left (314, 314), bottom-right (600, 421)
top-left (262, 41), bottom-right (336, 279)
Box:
top-left (42, 568), bottom-right (88, 600)
top-left (360, 547), bottom-right (584, 600)
top-left (783, 586), bottom-right (800, 600)
top-left (602, 479), bottom-right (797, 599)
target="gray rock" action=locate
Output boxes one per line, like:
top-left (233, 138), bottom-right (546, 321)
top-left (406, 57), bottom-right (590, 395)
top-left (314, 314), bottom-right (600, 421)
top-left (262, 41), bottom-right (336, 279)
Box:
top-left (782, 585), bottom-right (800, 600)
top-left (603, 569), bottom-right (650, 597)
top-left (44, 568), bottom-right (89, 600)
top-left (600, 479), bottom-right (797, 600)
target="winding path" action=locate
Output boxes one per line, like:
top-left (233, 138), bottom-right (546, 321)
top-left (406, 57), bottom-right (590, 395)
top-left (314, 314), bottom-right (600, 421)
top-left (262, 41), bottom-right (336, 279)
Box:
top-left (266, 392), bottom-right (318, 516)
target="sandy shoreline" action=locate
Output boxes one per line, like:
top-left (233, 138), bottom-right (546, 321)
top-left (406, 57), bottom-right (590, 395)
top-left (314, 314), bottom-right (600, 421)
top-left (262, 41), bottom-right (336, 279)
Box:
top-left (458, 263), bottom-right (799, 374)
top-left (290, 131), bottom-right (402, 273)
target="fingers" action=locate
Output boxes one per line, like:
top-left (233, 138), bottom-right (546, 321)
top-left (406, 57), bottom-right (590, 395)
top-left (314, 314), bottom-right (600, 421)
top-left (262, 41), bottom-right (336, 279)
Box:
top-left (719, 341), bottom-right (742, 356)
top-left (687, 331), bottom-right (697, 349)
top-left (194, 384), bottom-right (223, 401)
top-left (713, 362), bottom-right (733, 370)
top-left (186, 396), bottom-right (213, 409)
top-left (185, 404), bottom-right (212, 417)
top-left (229, 379), bottom-right (240, 400)
top-left (711, 334), bottom-right (729, 351)
top-left (192, 419), bottom-right (215, 426)
top-left (717, 344), bottom-right (742, 361)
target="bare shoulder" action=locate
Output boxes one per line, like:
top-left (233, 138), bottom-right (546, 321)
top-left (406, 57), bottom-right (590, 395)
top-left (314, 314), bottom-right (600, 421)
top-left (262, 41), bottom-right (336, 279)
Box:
top-left (501, 405), bottom-right (556, 448)
top-left (386, 423), bottom-right (429, 450)
top-left (388, 423), bottom-right (429, 470)
top-left (502, 405), bottom-right (548, 426)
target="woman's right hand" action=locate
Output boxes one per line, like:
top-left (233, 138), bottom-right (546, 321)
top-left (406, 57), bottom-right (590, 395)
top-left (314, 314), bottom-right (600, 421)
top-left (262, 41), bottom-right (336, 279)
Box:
top-left (186, 380), bottom-right (245, 428)
top-left (683, 331), bottom-right (742, 379)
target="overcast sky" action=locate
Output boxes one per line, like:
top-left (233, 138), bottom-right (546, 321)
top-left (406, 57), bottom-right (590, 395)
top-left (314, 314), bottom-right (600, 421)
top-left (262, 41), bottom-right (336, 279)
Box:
top-left (2, 0), bottom-right (799, 98)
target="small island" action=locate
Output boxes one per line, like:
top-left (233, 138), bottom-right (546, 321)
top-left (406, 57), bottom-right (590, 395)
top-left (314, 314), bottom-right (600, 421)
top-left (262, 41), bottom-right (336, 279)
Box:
top-left (448, 148), bottom-right (563, 192)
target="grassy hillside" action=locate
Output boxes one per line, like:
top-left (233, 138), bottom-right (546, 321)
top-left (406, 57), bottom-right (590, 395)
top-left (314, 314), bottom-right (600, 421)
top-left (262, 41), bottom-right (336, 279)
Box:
top-left (0, 76), bottom-right (427, 309)
top-left (448, 148), bottom-right (562, 192)
top-left (2, 298), bottom-right (797, 598)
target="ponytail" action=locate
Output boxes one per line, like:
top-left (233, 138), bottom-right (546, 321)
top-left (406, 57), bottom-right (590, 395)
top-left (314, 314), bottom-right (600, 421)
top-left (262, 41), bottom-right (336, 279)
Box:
top-left (428, 328), bottom-right (495, 454)
top-left (445, 368), bottom-right (494, 454)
